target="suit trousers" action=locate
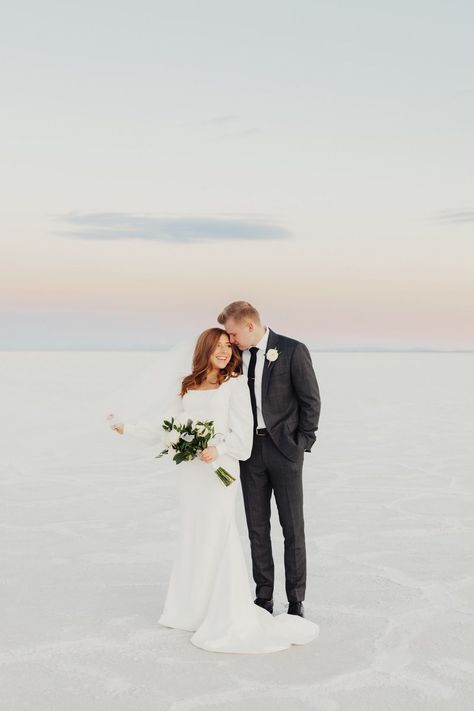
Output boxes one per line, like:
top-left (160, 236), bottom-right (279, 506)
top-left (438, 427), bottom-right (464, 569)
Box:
top-left (240, 431), bottom-right (306, 603)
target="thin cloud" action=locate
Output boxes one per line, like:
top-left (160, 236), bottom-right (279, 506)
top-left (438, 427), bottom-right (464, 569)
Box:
top-left (193, 115), bottom-right (262, 138)
top-left (434, 209), bottom-right (474, 224)
top-left (180, 114), bottom-right (240, 128)
top-left (203, 114), bottom-right (240, 125)
top-left (55, 212), bottom-right (290, 243)
top-left (217, 128), bottom-right (262, 140)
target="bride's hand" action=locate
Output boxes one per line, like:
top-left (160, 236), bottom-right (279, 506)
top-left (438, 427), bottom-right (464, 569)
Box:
top-left (199, 446), bottom-right (218, 463)
top-left (107, 413), bottom-right (124, 434)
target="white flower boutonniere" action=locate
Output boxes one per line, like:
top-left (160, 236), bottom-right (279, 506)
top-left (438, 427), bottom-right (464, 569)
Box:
top-left (266, 348), bottom-right (280, 363)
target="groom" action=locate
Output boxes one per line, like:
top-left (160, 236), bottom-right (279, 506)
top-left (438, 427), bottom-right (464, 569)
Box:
top-left (217, 301), bottom-right (321, 617)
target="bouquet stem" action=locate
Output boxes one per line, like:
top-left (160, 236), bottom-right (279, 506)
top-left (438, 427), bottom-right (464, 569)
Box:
top-left (211, 462), bottom-right (236, 487)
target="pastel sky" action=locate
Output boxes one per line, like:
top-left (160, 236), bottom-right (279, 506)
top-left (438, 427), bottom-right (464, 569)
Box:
top-left (1, 0), bottom-right (473, 349)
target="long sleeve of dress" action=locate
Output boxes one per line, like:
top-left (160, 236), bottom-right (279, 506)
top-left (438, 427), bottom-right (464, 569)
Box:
top-left (123, 392), bottom-right (183, 445)
top-left (215, 376), bottom-right (253, 462)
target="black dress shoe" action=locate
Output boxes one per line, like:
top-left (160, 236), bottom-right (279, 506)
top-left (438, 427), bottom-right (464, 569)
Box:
top-left (254, 597), bottom-right (273, 614)
top-left (288, 601), bottom-right (304, 617)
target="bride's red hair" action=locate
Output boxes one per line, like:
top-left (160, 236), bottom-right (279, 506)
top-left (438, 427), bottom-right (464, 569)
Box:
top-left (180, 328), bottom-right (241, 396)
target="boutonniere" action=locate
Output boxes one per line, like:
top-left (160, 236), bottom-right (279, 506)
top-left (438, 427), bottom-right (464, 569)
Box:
top-left (265, 348), bottom-right (280, 363)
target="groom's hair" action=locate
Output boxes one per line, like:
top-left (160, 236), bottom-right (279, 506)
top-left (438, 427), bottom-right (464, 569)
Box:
top-left (217, 300), bottom-right (261, 325)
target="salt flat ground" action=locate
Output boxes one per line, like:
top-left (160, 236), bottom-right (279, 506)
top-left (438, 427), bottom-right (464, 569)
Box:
top-left (0, 351), bottom-right (473, 711)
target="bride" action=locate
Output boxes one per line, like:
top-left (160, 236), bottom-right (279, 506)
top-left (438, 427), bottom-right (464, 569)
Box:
top-left (110, 327), bottom-right (319, 653)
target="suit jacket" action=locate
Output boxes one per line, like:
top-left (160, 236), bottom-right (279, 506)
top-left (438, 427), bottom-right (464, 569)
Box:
top-left (240, 328), bottom-right (321, 462)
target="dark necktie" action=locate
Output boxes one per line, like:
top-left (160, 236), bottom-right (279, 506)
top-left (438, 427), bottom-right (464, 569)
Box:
top-left (247, 346), bottom-right (259, 431)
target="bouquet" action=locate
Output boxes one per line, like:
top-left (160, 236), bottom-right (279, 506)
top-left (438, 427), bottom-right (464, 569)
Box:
top-left (156, 414), bottom-right (236, 487)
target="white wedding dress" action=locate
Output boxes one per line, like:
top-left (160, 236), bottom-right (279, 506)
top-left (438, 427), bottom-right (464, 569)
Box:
top-left (123, 374), bottom-right (319, 653)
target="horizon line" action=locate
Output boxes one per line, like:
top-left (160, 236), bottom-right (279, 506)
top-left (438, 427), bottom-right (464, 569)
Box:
top-left (1, 347), bottom-right (473, 354)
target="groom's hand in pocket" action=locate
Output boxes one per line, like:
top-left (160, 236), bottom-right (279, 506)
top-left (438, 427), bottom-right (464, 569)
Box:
top-left (296, 430), bottom-right (311, 452)
top-left (199, 446), bottom-right (218, 463)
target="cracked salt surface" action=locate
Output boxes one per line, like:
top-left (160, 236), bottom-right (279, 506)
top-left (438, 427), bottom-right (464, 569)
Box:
top-left (0, 351), bottom-right (473, 710)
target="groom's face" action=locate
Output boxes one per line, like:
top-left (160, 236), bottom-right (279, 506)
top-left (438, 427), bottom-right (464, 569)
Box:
top-left (224, 317), bottom-right (254, 351)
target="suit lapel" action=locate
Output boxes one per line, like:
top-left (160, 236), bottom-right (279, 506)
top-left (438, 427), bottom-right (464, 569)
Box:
top-left (236, 347), bottom-right (244, 374)
top-left (262, 328), bottom-right (279, 401)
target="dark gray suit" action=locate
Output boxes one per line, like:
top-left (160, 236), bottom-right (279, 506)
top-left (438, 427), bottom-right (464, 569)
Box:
top-left (239, 328), bottom-right (321, 603)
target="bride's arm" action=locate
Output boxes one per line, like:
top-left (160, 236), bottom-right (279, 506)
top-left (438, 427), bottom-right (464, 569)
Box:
top-left (115, 393), bottom-right (184, 445)
top-left (122, 417), bottom-right (165, 444)
top-left (215, 376), bottom-right (253, 461)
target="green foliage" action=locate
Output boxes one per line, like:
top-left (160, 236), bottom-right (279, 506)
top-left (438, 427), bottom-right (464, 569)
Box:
top-left (156, 418), bottom-right (217, 465)
top-left (155, 416), bottom-right (235, 486)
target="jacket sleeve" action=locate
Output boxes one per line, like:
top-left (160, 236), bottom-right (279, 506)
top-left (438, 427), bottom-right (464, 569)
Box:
top-left (291, 342), bottom-right (321, 451)
top-left (215, 376), bottom-right (253, 461)
top-left (123, 392), bottom-right (183, 445)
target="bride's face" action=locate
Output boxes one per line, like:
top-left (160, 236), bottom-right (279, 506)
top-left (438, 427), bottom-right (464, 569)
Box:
top-left (209, 334), bottom-right (233, 371)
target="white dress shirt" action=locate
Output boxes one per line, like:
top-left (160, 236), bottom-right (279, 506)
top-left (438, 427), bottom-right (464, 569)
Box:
top-left (241, 327), bottom-right (269, 429)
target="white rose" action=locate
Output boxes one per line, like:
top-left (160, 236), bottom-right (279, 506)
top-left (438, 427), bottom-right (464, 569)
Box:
top-left (266, 348), bottom-right (280, 362)
top-left (180, 433), bottom-right (195, 443)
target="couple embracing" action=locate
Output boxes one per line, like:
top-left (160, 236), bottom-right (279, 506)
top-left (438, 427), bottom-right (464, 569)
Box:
top-left (112, 300), bottom-right (321, 654)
